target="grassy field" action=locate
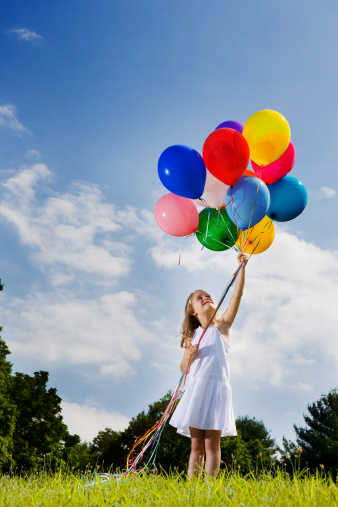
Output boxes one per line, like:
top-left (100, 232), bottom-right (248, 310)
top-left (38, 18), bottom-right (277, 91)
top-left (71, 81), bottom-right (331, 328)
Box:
top-left (0, 470), bottom-right (337, 506)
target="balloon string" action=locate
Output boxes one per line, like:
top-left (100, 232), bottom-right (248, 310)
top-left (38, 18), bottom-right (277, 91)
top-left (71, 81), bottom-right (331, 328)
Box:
top-left (178, 233), bottom-right (196, 266)
top-left (246, 181), bottom-right (260, 232)
top-left (215, 208), bottom-right (240, 247)
top-left (201, 208), bottom-right (211, 250)
top-left (230, 187), bottom-right (242, 251)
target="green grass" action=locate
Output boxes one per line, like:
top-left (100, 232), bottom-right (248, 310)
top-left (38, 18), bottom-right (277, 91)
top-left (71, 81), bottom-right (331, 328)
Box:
top-left (0, 470), bottom-right (337, 506)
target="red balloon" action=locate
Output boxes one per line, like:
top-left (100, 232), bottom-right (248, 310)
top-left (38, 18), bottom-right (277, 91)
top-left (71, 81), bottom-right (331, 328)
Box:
top-left (202, 128), bottom-right (250, 186)
top-left (154, 193), bottom-right (199, 237)
top-left (251, 141), bottom-right (296, 184)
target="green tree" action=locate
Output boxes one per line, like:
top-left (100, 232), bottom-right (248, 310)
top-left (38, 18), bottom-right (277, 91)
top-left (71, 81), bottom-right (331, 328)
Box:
top-left (62, 440), bottom-right (95, 472)
top-left (9, 370), bottom-right (81, 471)
top-left (220, 417), bottom-right (276, 475)
top-left (0, 330), bottom-right (16, 468)
top-left (220, 433), bottom-right (252, 474)
top-left (295, 389), bottom-right (338, 475)
top-left (277, 437), bottom-right (300, 475)
top-left (278, 389), bottom-right (338, 478)
top-left (91, 428), bottom-right (124, 471)
top-left (235, 415), bottom-right (276, 471)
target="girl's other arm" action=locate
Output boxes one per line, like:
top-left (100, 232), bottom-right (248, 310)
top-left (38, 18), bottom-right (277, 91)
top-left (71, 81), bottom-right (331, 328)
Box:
top-left (180, 341), bottom-right (199, 373)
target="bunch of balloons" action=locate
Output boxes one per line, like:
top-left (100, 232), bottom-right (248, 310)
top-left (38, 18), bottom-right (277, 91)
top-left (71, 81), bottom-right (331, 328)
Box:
top-left (155, 110), bottom-right (307, 255)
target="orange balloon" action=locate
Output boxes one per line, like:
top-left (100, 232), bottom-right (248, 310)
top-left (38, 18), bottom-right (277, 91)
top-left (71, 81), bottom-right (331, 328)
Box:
top-left (243, 169), bottom-right (256, 176)
top-left (236, 215), bottom-right (275, 254)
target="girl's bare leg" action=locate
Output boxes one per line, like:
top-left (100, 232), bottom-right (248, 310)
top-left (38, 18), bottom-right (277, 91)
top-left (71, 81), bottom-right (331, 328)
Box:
top-left (188, 427), bottom-right (205, 480)
top-left (204, 430), bottom-right (222, 478)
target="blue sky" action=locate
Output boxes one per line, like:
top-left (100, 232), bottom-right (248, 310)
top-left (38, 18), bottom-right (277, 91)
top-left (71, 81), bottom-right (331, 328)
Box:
top-left (1, 0), bottom-right (338, 447)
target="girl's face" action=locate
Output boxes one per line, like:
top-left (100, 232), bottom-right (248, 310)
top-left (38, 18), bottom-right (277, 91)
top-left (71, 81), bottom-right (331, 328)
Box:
top-left (191, 290), bottom-right (215, 319)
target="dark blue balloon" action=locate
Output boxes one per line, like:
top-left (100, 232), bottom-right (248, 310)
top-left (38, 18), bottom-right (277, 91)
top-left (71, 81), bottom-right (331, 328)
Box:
top-left (226, 176), bottom-right (270, 229)
top-left (215, 120), bottom-right (244, 134)
top-left (267, 176), bottom-right (308, 222)
top-left (158, 145), bottom-right (206, 199)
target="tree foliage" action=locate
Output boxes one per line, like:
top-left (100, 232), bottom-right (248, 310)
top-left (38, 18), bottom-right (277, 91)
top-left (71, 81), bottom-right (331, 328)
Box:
top-left (0, 331), bottom-right (16, 468)
top-left (221, 416), bottom-right (276, 474)
top-left (295, 389), bottom-right (338, 470)
top-left (0, 316), bottom-right (82, 472)
top-left (236, 416), bottom-right (276, 469)
top-left (278, 388), bottom-right (338, 478)
top-left (9, 371), bottom-right (81, 471)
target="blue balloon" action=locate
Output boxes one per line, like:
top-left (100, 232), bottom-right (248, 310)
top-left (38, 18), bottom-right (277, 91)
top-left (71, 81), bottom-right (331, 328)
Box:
top-left (267, 176), bottom-right (308, 222)
top-left (226, 176), bottom-right (270, 229)
top-left (215, 120), bottom-right (244, 134)
top-left (158, 145), bottom-right (206, 199)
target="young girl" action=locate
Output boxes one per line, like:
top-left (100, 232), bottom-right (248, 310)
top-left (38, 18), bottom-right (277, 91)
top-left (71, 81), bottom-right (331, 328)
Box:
top-left (170, 252), bottom-right (248, 479)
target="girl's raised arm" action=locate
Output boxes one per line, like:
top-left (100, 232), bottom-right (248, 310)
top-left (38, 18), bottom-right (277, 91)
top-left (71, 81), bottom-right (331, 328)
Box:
top-left (219, 253), bottom-right (248, 328)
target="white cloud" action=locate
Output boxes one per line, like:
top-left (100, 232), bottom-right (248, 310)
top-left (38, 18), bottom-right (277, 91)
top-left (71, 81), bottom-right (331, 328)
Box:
top-left (321, 186), bottom-right (336, 199)
top-left (61, 401), bottom-right (130, 442)
top-left (100, 360), bottom-right (136, 377)
top-left (0, 104), bottom-right (31, 134)
top-left (0, 165), bottom-right (139, 284)
top-left (0, 163), bottom-right (173, 383)
top-left (2, 163), bottom-right (51, 201)
top-left (3, 290), bottom-right (155, 376)
top-left (25, 150), bottom-right (41, 160)
top-left (6, 28), bottom-right (44, 42)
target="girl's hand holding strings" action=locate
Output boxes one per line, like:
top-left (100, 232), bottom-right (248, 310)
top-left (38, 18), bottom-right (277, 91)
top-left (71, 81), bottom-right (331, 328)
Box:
top-left (189, 343), bottom-right (199, 360)
top-left (237, 252), bottom-right (249, 266)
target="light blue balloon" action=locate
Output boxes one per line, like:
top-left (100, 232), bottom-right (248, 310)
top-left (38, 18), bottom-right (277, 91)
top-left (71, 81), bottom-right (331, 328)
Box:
top-left (226, 176), bottom-right (270, 229)
top-left (267, 175), bottom-right (308, 222)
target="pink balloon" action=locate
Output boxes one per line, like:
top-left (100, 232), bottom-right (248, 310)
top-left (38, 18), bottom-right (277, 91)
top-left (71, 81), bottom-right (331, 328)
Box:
top-left (251, 141), bottom-right (296, 184)
top-left (155, 193), bottom-right (199, 237)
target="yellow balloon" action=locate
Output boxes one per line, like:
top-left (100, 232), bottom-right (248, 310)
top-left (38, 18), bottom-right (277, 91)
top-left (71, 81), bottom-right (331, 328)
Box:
top-left (243, 110), bottom-right (291, 166)
top-left (236, 216), bottom-right (275, 255)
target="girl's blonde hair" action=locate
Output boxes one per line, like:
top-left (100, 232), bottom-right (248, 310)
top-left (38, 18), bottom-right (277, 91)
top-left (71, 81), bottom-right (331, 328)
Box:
top-left (180, 290), bottom-right (220, 348)
top-left (180, 291), bottom-right (200, 348)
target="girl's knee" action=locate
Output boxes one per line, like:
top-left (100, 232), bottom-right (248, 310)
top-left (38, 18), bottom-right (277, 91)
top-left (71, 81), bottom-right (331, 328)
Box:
top-left (204, 431), bottom-right (221, 447)
top-left (191, 437), bottom-right (205, 454)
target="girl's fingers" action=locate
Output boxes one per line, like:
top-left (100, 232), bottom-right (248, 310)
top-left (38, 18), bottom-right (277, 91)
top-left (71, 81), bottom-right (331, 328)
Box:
top-left (238, 253), bottom-right (248, 264)
top-left (190, 344), bottom-right (199, 357)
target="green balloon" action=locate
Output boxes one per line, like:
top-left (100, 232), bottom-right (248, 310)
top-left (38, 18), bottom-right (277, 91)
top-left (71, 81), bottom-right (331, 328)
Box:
top-left (196, 207), bottom-right (238, 251)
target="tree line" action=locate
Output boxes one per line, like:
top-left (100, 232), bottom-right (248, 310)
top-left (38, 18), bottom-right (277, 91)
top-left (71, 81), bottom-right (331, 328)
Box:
top-left (0, 312), bottom-right (337, 477)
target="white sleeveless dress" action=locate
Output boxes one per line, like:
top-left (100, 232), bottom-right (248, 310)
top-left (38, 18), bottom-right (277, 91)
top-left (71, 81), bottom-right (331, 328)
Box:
top-left (170, 325), bottom-right (237, 437)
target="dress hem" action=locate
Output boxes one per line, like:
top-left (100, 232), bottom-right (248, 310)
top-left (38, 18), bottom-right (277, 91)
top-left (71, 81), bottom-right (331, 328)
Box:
top-left (171, 424), bottom-right (237, 438)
